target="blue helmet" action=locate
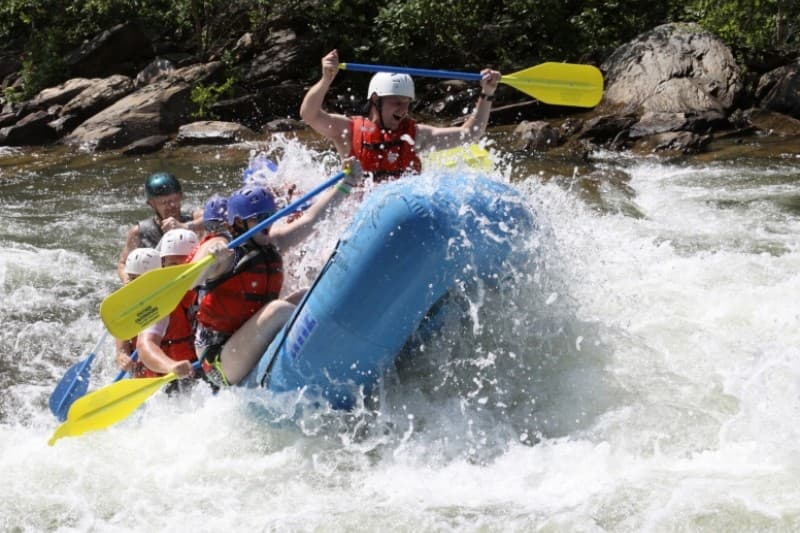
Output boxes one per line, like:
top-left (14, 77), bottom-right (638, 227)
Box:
top-left (203, 195), bottom-right (228, 223)
top-left (145, 172), bottom-right (182, 198)
top-left (242, 155), bottom-right (278, 184)
top-left (227, 186), bottom-right (276, 225)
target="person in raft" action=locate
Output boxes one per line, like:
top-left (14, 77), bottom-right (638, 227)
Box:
top-left (136, 229), bottom-right (200, 383)
top-left (191, 159), bottom-right (364, 388)
top-left (117, 172), bottom-right (202, 283)
top-left (115, 247), bottom-right (162, 374)
top-left (299, 49), bottom-right (501, 182)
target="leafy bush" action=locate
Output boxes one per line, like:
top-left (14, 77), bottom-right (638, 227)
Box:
top-left (191, 77), bottom-right (235, 118)
top-left (685, 0), bottom-right (800, 52)
top-left (0, 0), bottom-right (797, 99)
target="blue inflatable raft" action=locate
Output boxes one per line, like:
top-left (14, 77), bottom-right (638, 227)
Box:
top-left (242, 173), bottom-right (534, 409)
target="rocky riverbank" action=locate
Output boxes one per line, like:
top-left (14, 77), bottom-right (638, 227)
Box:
top-left (1, 22), bottom-right (799, 159)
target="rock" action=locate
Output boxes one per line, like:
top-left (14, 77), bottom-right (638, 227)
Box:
top-left (629, 110), bottom-right (730, 138)
top-left (629, 112), bottom-right (689, 138)
top-left (21, 78), bottom-right (95, 113)
top-left (135, 58), bottom-right (176, 88)
top-left (64, 62), bottom-right (222, 150)
top-left (245, 29), bottom-right (303, 84)
top-left (0, 110), bottom-right (58, 145)
top-left (601, 23), bottom-right (742, 115)
top-left (263, 118), bottom-right (305, 132)
top-left (64, 22), bottom-right (153, 78)
top-left (232, 33), bottom-right (255, 61)
top-left (0, 112), bottom-right (17, 128)
top-left (632, 131), bottom-right (711, 154)
top-left (513, 120), bottom-right (562, 151)
top-left (61, 75), bottom-right (135, 120)
top-left (559, 117), bottom-right (584, 137)
top-left (175, 120), bottom-right (258, 145)
top-left (756, 60), bottom-right (800, 119)
top-left (48, 115), bottom-right (84, 136)
top-left (744, 108), bottom-right (800, 136)
top-left (579, 115), bottom-right (637, 146)
top-left (208, 94), bottom-right (267, 130)
top-left (121, 135), bottom-right (171, 155)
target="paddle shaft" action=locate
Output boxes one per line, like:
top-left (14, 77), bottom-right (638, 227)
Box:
top-left (341, 62), bottom-right (483, 82)
top-left (340, 61), bottom-right (604, 108)
top-left (227, 171), bottom-right (347, 249)
top-left (113, 350), bottom-right (138, 382)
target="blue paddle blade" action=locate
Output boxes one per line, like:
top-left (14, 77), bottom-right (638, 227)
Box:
top-left (48, 353), bottom-right (95, 422)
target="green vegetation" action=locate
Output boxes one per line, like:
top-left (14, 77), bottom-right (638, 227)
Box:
top-left (191, 77), bottom-right (235, 118)
top-left (1, 0), bottom-right (798, 98)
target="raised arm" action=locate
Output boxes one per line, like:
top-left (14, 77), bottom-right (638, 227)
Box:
top-left (299, 49), bottom-right (354, 156)
top-left (415, 68), bottom-right (501, 152)
top-left (270, 160), bottom-right (364, 251)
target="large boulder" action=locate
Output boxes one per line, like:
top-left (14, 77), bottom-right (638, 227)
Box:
top-left (756, 60), bottom-right (800, 119)
top-left (0, 109), bottom-right (59, 145)
top-left (61, 75), bottom-right (135, 120)
top-left (244, 29), bottom-right (305, 85)
top-left (744, 108), bottom-right (800, 136)
top-left (601, 23), bottom-right (742, 115)
top-left (175, 120), bottom-right (258, 145)
top-left (64, 22), bottom-right (153, 78)
top-left (64, 62), bottom-right (222, 150)
top-left (18, 78), bottom-right (95, 114)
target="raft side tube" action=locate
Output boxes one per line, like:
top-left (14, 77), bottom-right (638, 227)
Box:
top-left (246, 174), bottom-right (535, 410)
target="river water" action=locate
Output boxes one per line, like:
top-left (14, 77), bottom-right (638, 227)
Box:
top-left (1, 135), bottom-right (799, 531)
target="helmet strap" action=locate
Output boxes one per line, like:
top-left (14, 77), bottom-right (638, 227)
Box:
top-left (374, 97), bottom-right (388, 131)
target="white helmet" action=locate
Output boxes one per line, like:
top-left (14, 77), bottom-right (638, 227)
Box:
top-left (367, 72), bottom-right (415, 100)
top-left (125, 248), bottom-right (161, 275)
top-left (159, 228), bottom-right (198, 257)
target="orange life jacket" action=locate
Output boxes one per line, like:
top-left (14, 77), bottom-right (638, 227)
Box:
top-left (140, 291), bottom-right (197, 378)
top-left (350, 116), bottom-right (421, 181)
top-left (196, 243), bottom-right (283, 335)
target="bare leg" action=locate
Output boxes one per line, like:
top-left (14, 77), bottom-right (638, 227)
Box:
top-left (283, 288), bottom-right (307, 305)
top-left (220, 299), bottom-right (295, 384)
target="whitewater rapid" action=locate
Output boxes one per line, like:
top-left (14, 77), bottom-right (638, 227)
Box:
top-left (1, 141), bottom-right (799, 531)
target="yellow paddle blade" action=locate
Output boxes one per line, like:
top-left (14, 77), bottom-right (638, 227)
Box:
top-left (423, 144), bottom-right (492, 172)
top-left (101, 255), bottom-right (215, 340)
top-left (503, 62), bottom-right (604, 108)
top-left (48, 373), bottom-right (177, 445)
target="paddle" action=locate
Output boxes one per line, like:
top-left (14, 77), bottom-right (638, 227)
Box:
top-left (49, 331), bottom-right (109, 422)
top-left (339, 61), bottom-right (604, 108)
top-left (48, 361), bottom-right (201, 446)
top-left (101, 170), bottom-right (348, 340)
top-left (49, 339), bottom-right (139, 422)
top-left (423, 144), bottom-right (492, 172)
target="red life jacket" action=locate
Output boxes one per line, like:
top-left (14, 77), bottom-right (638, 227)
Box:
top-left (140, 291), bottom-right (197, 378)
top-left (196, 244), bottom-right (283, 335)
top-left (350, 116), bottom-right (421, 181)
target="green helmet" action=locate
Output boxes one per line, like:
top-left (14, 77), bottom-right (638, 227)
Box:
top-left (145, 172), bottom-right (182, 198)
